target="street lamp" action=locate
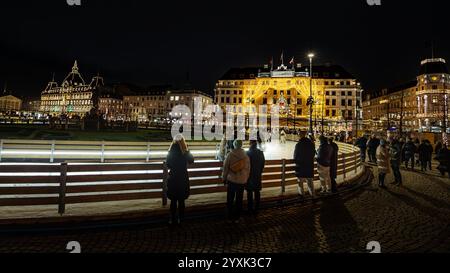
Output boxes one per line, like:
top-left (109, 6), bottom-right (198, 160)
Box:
top-left (308, 53), bottom-right (315, 137)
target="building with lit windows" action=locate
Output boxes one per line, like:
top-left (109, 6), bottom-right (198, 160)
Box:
top-left (0, 94), bottom-right (22, 113)
top-left (40, 61), bottom-right (104, 117)
top-left (363, 58), bottom-right (450, 134)
top-left (215, 61), bottom-right (363, 135)
top-left (123, 87), bottom-right (213, 123)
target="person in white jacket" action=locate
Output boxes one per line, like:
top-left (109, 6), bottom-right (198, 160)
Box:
top-left (222, 139), bottom-right (250, 223)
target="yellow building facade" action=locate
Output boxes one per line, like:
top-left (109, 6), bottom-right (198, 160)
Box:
top-left (215, 63), bottom-right (362, 134)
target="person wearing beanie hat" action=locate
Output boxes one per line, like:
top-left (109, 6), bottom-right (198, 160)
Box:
top-left (222, 138), bottom-right (250, 223)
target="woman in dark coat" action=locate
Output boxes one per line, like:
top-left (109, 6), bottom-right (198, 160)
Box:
top-left (166, 135), bottom-right (194, 225)
top-left (246, 140), bottom-right (265, 214)
top-left (329, 137), bottom-right (339, 193)
top-left (294, 131), bottom-right (316, 197)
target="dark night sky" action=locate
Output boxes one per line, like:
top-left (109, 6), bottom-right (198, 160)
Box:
top-left (0, 0), bottom-right (448, 97)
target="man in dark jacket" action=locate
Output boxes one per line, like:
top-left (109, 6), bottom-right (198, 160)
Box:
top-left (389, 138), bottom-right (403, 186)
top-left (294, 131), bottom-right (316, 198)
top-left (329, 137), bottom-right (339, 193)
top-left (435, 145), bottom-right (450, 178)
top-left (246, 140), bottom-right (265, 214)
top-left (355, 135), bottom-right (368, 162)
top-left (367, 135), bottom-right (380, 163)
top-left (316, 135), bottom-right (333, 193)
top-left (403, 138), bottom-right (417, 170)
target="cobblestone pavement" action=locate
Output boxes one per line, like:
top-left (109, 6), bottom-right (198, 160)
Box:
top-left (0, 166), bottom-right (449, 253)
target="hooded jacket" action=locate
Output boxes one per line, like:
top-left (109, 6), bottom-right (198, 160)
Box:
top-left (223, 148), bottom-right (250, 185)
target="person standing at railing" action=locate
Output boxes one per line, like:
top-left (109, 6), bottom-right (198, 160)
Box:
top-left (389, 137), bottom-right (403, 186)
top-left (222, 140), bottom-right (250, 224)
top-left (246, 140), bottom-right (265, 215)
top-left (355, 134), bottom-right (368, 163)
top-left (316, 135), bottom-right (333, 194)
top-left (328, 137), bottom-right (339, 194)
top-left (376, 138), bottom-right (390, 189)
top-left (166, 134), bottom-right (194, 225)
top-left (294, 130), bottom-right (316, 198)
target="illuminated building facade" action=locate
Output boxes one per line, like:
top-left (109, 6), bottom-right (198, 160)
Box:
top-left (123, 88), bottom-right (213, 123)
top-left (215, 62), bottom-right (362, 134)
top-left (0, 94), bottom-right (22, 113)
top-left (40, 61), bottom-right (104, 117)
top-left (363, 58), bottom-right (450, 134)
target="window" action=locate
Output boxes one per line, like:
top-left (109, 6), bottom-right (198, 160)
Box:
top-left (326, 109), bottom-right (330, 116)
top-left (341, 91), bottom-right (346, 96)
top-left (226, 97), bottom-right (230, 103)
top-left (297, 108), bottom-right (302, 115)
top-left (332, 91), bottom-right (336, 96)
top-left (332, 99), bottom-right (336, 106)
top-left (348, 99), bottom-right (353, 106)
top-left (297, 98), bottom-right (302, 105)
top-left (263, 98), bottom-right (268, 104)
top-left (347, 91), bottom-right (353, 96)
top-left (273, 90), bottom-right (277, 95)
top-left (221, 97), bottom-right (224, 103)
top-left (238, 98), bottom-right (242, 104)
top-left (332, 110), bottom-right (336, 116)
top-left (341, 99), bottom-right (346, 106)
top-left (326, 99), bottom-right (330, 106)
top-left (326, 91), bottom-right (330, 96)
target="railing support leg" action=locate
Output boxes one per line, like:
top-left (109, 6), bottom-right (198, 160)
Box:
top-left (162, 162), bottom-right (168, 207)
top-left (146, 142), bottom-right (151, 163)
top-left (58, 162), bottom-right (68, 215)
top-left (101, 141), bottom-right (105, 163)
top-left (281, 159), bottom-right (286, 195)
top-left (50, 140), bottom-right (55, 163)
top-left (0, 139), bottom-right (3, 162)
top-left (343, 154), bottom-right (347, 181)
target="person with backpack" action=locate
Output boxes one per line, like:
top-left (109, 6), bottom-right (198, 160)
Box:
top-left (246, 140), bottom-right (265, 215)
top-left (403, 138), bottom-right (417, 170)
top-left (222, 139), bottom-right (250, 223)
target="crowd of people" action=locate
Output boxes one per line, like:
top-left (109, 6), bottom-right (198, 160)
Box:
top-left (165, 132), bottom-right (450, 225)
top-left (354, 134), bottom-right (450, 188)
top-left (165, 131), bottom-right (342, 225)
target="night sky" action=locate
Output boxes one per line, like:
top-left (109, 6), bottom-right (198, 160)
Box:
top-left (0, 0), bottom-right (448, 98)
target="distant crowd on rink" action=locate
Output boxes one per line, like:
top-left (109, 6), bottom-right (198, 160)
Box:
top-left (354, 133), bottom-right (450, 188)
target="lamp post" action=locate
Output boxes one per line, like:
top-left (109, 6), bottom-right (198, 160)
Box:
top-left (308, 53), bottom-right (315, 137)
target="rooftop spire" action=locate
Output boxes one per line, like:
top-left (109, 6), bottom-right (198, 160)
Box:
top-left (72, 60), bottom-right (79, 73)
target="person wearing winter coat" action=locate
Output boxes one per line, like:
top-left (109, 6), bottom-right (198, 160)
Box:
top-left (367, 135), bottom-right (380, 163)
top-left (403, 138), bottom-right (417, 170)
top-left (435, 145), bottom-right (450, 178)
top-left (376, 139), bottom-right (390, 188)
top-left (246, 140), bottom-right (265, 214)
top-left (166, 134), bottom-right (195, 225)
top-left (223, 139), bottom-right (251, 223)
top-left (316, 135), bottom-right (333, 193)
top-left (389, 138), bottom-right (403, 186)
top-left (329, 137), bottom-right (339, 193)
top-left (280, 129), bottom-right (287, 144)
top-left (293, 130), bottom-right (317, 198)
top-left (355, 135), bottom-right (368, 162)
top-left (435, 141), bottom-right (443, 155)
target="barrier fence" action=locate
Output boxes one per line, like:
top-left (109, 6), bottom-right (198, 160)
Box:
top-left (0, 142), bottom-right (363, 216)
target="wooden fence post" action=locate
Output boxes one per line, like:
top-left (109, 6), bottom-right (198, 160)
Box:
top-left (342, 154), bottom-right (347, 181)
top-left (281, 159), bottom-right (286, 195)
top-left (100, 141), bottom-right (105, 163)
top-left (162, 162), bottom-right (168, 207)
top-left (50, 140), bottom-right (56, 163)
top-left (58, 162), bottom-right (68, 215)
top-left (146, 142), bottom-right (151, 162)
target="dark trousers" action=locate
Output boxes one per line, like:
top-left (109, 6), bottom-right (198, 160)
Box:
top-left (378, 172), bottom-right (386, 186)
top-left (391, 161), bottom-right (402, 185)
top-left (227, 182), bottom-right (245, 221)
top-left (420, 160), bottom-right (428, 171)
top-left (247, 190), bottom-right (261, 213)
top-left (360, 148), bottom-right (367, 162)
top-left (170, 198), bottom-right (185, 222)
top-left (405, 155), bottom-right (414, 170)
top-left (331, 177), bottom-right (338, 193)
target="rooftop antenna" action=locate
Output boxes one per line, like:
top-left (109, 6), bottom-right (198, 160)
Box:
top-left (2, 81), bottom-right (7, 95)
